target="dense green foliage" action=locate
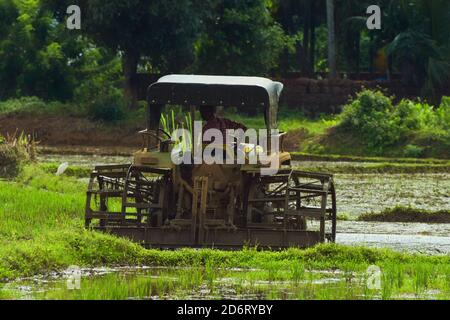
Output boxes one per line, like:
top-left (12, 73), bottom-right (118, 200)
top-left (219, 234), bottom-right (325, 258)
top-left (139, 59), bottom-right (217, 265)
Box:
top-left (0, 1), bottom-right (448, 158)
top-left (337, 90), bottom-right (449, 156)
top-left (1, 0), bottom-right (448, 105)
top-left (382, 0), bottom-right (450, 98)
top-left (194, 0), bottom-right (289, 75)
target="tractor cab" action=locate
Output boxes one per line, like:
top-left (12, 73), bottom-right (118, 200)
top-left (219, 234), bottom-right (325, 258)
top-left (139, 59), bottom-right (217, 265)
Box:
top-left (134, 74), bottom-right (291, 169)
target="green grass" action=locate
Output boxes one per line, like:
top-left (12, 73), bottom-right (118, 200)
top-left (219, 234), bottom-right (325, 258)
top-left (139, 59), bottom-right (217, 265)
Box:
top-left (37, 163), bottom-right (92, 178)
top-left (358, 206), bottom-right (450, 223)
top-left (3, 248), bottom-right (450, 300)
top-left (1, 165), bottom-right (450, 300)
top-left (225, 110), bottom-right (337, 134)
top-left (294, 162), bottom-right (450, 174)
top-left (0, 97), bottom-right (78, 117)
top-left (290, 152), bottom-right (450, 164)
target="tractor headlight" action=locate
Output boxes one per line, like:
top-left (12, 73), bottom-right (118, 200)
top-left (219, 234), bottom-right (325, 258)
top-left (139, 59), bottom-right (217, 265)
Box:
top-left (255, 145), bottom-right (264, 154)
top-left (240, 143), bottom-right (264, 157)
top-left (243, 145), bottom-right (253, 153)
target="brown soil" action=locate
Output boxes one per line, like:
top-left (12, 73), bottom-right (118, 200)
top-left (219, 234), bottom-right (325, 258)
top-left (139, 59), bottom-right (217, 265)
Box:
top-left (1, 113), bottom-right (311, 152)
top-left (283, 128), bottom-right (309, 151)
top-left (0, 114), bottom-right (143, 148)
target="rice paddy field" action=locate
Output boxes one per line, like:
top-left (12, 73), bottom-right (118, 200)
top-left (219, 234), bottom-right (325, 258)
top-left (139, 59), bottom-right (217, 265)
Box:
top-left (0, 151), bottom-right (449, 300)
top-left (4, 262), bottom-right (450, 300)
top-left (37, 152), bottom-right (450, 217)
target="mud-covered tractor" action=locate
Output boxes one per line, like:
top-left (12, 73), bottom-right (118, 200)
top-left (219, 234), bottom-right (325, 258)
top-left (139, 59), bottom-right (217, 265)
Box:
top-left (85, 75), bottom-right (336, 248)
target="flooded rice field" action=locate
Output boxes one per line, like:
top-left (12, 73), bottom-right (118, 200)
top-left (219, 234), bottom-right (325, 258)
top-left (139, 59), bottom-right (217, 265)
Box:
top-left (335, 173), bottom-right (449, 216)
top-left (2, 265), bottom-right (448, 300)
top-left (2, 152), bottom-right (449, 300)
top-left (38, 153), bottom-right (132, 167)
top-left (37, 152), bottom-right (450, 254)
top-left (306, 221), bottom-right (450, 255)
top-left (38, 152), bottom-right (450, 217)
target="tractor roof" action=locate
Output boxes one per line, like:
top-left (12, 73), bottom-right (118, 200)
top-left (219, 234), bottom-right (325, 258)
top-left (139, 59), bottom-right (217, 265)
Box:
top-left (146, 74), bottom-right (283, 130)
top-left (147, 74), bottom-right (283, 109)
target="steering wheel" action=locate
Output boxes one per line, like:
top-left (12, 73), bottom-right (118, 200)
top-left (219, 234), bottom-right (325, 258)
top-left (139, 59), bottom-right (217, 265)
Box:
top-left (139, 129), bottom-right (172, 143)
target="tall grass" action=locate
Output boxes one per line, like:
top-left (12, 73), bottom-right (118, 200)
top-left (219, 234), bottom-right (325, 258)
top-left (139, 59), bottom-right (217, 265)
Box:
top-left (160, 110), bottom-right (192, 151)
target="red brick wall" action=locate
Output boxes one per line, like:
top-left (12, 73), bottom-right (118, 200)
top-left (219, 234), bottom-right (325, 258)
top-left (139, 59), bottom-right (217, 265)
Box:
top-left (278, 78), bottom-right (429, 116)
top-left (138, 74), bottom-right (447, 116)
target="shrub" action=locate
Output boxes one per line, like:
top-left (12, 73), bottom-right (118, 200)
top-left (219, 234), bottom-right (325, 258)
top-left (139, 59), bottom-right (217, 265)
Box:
top-left (403, 144), bottom-right (425, 158)
top-left (338, 90), bottom-right (450, 156)
top-left (0, 132), bottom-right (32, 178)
top-left (435, 97), bottom-right (450, 131)
top-left (0, 97), bottom-right (72, 116)
top-left (0, 97), bottom-right (45, 114)
top-left (338, 90), bottom-right (404, 153)
top-left (85, 90), bottom-right (126, 122)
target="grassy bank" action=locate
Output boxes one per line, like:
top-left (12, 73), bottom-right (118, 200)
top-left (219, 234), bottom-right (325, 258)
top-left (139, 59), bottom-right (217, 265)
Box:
top-left (359, 207), bottom-right (450, 223)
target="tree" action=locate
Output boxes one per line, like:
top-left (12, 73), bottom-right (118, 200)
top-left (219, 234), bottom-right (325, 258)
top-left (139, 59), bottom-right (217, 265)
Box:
top-left (383, 0), bottom-right (450, 100)
top-left (272, 0), bottom-right (326, 76)
top-left (0, 0), bottom-right (82, 100)
top-left (43, 0), bottom-right (203, 109)
top-left (194, 0), bottom-right (287, 76)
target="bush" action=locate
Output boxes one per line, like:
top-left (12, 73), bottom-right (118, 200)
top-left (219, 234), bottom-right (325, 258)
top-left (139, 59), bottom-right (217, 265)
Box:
top-left (338, 90), bottom-right (450, 156)
top-left (339, 90), bottom-right (404, 153)
top-left (85, 90), bottom-right (126, 122)
top-left (403, 144), bottom-right (425, 158)
top-left (0, 133), bottom-right (31, 178)
top-left (435, 97), bottom-right (450, 131)
top-left (0, 97), bottom-right (73, 116)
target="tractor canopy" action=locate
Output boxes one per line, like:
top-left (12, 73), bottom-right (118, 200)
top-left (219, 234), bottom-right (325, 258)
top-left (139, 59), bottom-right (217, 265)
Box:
top-left (146, 74), bottom-right (284, 131)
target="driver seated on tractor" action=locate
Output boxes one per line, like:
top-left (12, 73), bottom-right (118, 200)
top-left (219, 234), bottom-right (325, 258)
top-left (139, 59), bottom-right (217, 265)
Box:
top-left (199, 105), bottom-right (248, 162)
top-left (200, 105), bottom-right (247, 136)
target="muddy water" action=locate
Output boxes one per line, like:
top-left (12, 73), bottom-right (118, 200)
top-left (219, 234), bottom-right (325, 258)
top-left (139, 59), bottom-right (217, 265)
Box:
top-left (2, 266), bottom-right (443, 300)
top-left (337, 233), bottom-right (450, 255)
top-left (38, 153), bottom-right (449, 216)
top-left (304, 220), bottom-right (450, 255)
top-left (37, 153), bottom-right (450, 254)
top-left (38, 153), bottom-right (132, 166)
top-left (335, 173), bottom-right (449, 216)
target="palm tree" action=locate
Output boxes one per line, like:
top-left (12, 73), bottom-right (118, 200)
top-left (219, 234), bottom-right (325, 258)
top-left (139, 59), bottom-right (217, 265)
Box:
top-left (385, 0), bottom-right (450, 100)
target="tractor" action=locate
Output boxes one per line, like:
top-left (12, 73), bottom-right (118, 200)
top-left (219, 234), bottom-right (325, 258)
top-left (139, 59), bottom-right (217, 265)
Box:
top-left (85, 75), bottom-right (336, 248)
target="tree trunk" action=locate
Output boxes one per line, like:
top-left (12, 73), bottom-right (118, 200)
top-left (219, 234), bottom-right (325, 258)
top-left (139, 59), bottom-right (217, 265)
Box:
top-left (301, 0), bottom-right (312, 76)
top-left (355, 33), bottom-right (360, 78)
top-left (123, 50), bottom-right (139, 110)
top-left (369, 32), bottom-right (374, 73)
top-left (309, 1), bottom-right (316, 75)
top-left (326, 0), bottom-right (338, 79)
